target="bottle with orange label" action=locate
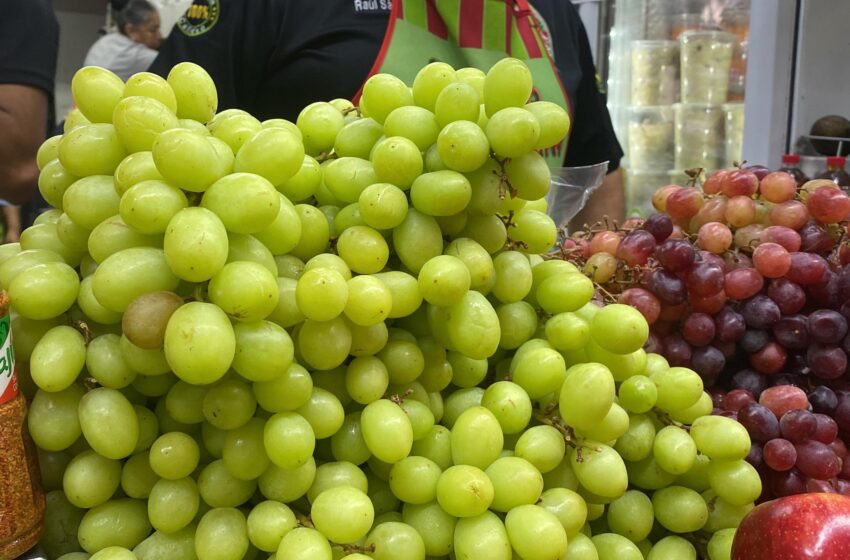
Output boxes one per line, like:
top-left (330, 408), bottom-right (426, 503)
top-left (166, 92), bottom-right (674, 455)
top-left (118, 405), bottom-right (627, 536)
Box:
top-left (0, 292), bottom-right (45, 559)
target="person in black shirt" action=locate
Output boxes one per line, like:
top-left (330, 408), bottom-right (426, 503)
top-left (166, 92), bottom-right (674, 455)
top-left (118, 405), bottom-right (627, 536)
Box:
top-left (151, 0), bottom-right (624, 223)
top-left (0, 0), bottom-right (59, 207)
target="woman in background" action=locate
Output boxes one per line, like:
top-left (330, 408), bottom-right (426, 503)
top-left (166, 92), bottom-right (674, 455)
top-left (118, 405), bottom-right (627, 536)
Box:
top-left (85, 0), bottom-right (162, 80)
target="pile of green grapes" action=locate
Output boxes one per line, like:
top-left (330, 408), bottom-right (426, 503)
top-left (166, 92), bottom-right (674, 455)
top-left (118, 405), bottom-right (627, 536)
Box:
top-left (12, 59), bottom-right (752, 560)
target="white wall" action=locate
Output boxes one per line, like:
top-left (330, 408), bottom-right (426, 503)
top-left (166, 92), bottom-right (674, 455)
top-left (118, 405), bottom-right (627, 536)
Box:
top-left (55, 3), bottom-right (105, 119)
top-left (789, 0), bottom-right (850, 146)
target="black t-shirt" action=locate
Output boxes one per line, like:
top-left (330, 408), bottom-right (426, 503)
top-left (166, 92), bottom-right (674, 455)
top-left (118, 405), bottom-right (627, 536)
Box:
top-left (0, 0), bottom-right (58, 219)
top-left (0, 0), bottom-right (59, 115)
top-left (151, 0), bottom-right (622, 170)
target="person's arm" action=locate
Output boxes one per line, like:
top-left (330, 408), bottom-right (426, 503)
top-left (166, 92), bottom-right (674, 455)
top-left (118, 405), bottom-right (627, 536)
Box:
top-left (0, 0), bottom-right (58, 205)
top-left (3, 205), bottom-right (21, 243)
top-left (0, 84), bottom-right (48, 204)
top-left (571, 168), bottom-right (625, 229)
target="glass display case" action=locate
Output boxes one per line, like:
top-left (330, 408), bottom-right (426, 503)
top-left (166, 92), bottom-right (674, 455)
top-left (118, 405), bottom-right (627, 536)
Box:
top-left (600, 0), bottom-right (751, 216)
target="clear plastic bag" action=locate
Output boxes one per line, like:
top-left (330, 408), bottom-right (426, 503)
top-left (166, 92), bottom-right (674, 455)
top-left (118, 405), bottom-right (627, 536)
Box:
top-left (545, 162), bottom-right (610, 228)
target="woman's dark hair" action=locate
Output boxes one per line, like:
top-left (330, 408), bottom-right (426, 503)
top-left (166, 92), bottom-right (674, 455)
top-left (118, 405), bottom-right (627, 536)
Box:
top-left (114, 0), bottom-right (157, 35)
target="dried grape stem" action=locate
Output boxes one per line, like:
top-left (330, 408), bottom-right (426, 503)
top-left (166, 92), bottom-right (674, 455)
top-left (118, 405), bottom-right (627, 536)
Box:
top-left (491, 154), bottom-right (517, 200)
top-left (72, 320), bottom-right (94, 345)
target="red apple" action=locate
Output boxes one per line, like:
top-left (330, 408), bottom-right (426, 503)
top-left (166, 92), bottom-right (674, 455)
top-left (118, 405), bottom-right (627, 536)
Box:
top-left (732, 493), bottom-right (850, 560)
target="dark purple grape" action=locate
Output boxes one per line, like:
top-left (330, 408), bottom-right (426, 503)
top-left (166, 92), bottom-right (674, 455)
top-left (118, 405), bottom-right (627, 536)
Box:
top-left (714, 307), bottom-right (746, 343)
top-left (746, 442), bottom-right (763, 468)
top-left (642, 213), bottom-right (674, 243)
top-left (794, 440), bottom-right (841, 479)
top-left (742, 295), bottom-right (781, 330)
top-left (833, 393), bottom-right (850, 432)
top-left (806, 271), bottom-right (840, 309)
top-left (785, 354), bottom-right (810, 376)
top-left (809, 385), bottom-right (838, 414)
top-left (813, 413), bottom-right (838, 444)
top-left (617, 230), bottom-right (657, 266)
top-left (682, 313), bottom-right (716, 347)
top-left (838, 265), bottom-right (850, 300)
top-left (654, 239), bottom-right (695, 273)
top-left (741, 329), bottom-right (770, 353)
top-left (646, 269), bottom-right (687, 305)
top-left (691, 345), bottom-right (725, 386)
top-left (771, 315), bottom-right (809, 350)
top-left (714, 340), bottom-right (737, 359)
top-left (764, 438), bottom-right (797, 471)
top-left (786, 252), bottom-right (829, 285)
top-left (751, 342), bottom-right (787, 375)
top-left (724, 389), bottom-right (756, 412)
top-left (686, 261), bottom-right (725, 297)
top-left (731, 368), bottom-right (769, 398)
top-left (697, 250), bottom-right (727, 271)
top-left (738, 402), bottom-right (781, 443)
top-left (808, 310), bottom-right (849, 344)
top-left (807, 344), bottom-right (848, 380)
top-left (771, 373), bottom-right (808, 389)
top-left (662, 332), bottom-right (692, 367)
top-left (799, 221), bottom-right (834, 254)
top-left (779, 409), bottom-right (817, 442)
top-left (644, 331), bottom-right (663, 354)
top-left (768, 278), bottom-right (807, 316)
top-left (770, 468), bottom-right (806, 497)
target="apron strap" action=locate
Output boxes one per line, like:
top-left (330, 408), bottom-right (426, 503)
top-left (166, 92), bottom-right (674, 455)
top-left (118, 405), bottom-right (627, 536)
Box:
top-left (511, 0), bottom-right (543, 58)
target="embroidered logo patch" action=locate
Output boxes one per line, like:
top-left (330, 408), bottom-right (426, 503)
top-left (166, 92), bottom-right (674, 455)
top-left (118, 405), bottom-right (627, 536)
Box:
top-left (177, 0), bottom-right (220, 37)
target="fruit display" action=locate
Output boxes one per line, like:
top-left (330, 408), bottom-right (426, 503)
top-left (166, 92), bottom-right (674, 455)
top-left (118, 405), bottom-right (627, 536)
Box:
top-left (563, 166), bottom-right (850, 507)
top-left (7, 59), bottom-right (749, 560)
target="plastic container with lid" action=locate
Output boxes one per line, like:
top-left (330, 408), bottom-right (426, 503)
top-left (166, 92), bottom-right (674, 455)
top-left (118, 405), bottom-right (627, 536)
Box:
top-left (673, 103), bottom-right (725, 172)
top-left (778, 154), bottom-right (809, 187)
top-left (0, 292), bottom-right (45, 559)
top-left (723, 103), bottom-right (745, 167)
top-left (630, 40), bottom-right (679, 106)
top-left (670, 13), bottom-right (703, 40)
top-left (817, 156), bottom-right (850, 191)
top-left (679, 30), bottom-right (735, 104)
top-left (628, 106), bottom-right (674, 171)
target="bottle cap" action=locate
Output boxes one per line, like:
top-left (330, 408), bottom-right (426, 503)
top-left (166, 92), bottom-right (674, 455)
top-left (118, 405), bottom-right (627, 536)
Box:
top-left (826, 156), bottom-right (846, 168)
top-left (781, 154), bottom-right (800, 164)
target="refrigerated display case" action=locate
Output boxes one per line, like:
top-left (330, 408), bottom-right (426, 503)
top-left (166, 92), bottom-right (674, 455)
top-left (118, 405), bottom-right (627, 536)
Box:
top-left (584, 0), bottom-right (850, 216)
top-left (588, 0), bottom-right (752, 216)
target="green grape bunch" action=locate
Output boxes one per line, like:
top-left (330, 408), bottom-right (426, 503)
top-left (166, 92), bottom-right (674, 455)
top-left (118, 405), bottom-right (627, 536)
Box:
top-left (15, 58), bottom-right (748, 560)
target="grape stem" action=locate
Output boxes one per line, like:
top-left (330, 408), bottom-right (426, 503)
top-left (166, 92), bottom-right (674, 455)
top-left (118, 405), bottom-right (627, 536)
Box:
top-left (490, 154), bottom-right (517, 201)
top-left (295, 512), bottom-right (315, 529)
top-left (388, 388), bottom-right (414, 406)
top-left (652, 408), bottom-right (690, 431)
top-left (593, 283), bottom-right (619, 305)
top-left (684, 167), bottom-right (705, 188)
top-left (532, 405), bottom-right (580, 450)
top-left (191, 283), bottom-right (206, 303)
top-left (342, 106), bottom-right (361, 118)
top-left (72, 320), bottom-right (94, 346)
top-left (342, 544), bottom-right (376, 555)
top-left (316, 152), bottom-right (339, 163)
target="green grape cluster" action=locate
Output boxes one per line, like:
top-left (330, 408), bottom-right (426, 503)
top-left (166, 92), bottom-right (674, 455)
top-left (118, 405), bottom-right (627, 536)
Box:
top-left (17, 59), bottom-right (748, 560)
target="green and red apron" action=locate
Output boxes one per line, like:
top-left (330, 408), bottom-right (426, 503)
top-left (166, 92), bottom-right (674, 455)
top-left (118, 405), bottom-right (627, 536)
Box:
top-left (356, 0), bottom-right (572, 167)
